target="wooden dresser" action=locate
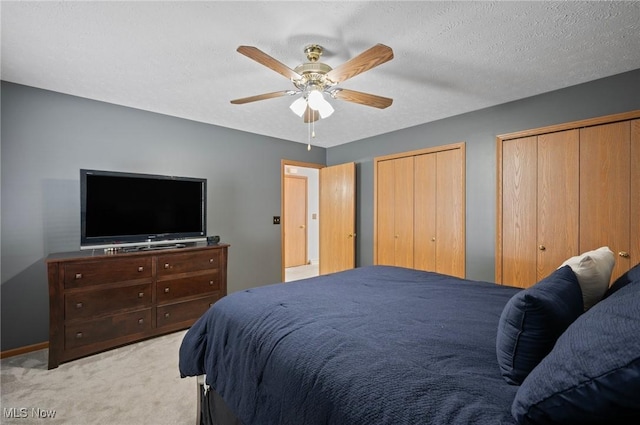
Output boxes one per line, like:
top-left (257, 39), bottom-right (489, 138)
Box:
top-left (46, 243), bottom-right (228, 369)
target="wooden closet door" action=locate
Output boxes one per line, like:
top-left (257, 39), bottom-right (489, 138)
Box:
top-left (435, 149), bottom-right (465, 277)
top-left (394, 156), bottom-right (415, 268)
top-left (580, 121), bottom-right (631, 282)
top-left (414, 153), bottom-right (436, 272)
top-left (537, 130), bottom-right (579, 279)
top-left (501, 136), bottom-right (538, 287)
top-left (631, 119), bottom-right (640, 270)
top-left (376, 159), bottom-right (396, 266)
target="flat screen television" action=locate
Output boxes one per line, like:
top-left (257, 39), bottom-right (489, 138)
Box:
top-left (80, 169), bottom-right (206, 249)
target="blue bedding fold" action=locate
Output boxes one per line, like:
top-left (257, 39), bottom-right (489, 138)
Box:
top-left (180, 265), bottom-right (521, 425)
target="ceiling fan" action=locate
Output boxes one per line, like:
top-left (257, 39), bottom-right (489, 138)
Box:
top-left (230, 43), bottom-right (394, 123)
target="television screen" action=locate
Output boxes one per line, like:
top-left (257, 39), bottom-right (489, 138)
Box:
top-left (81, 169), bottom-right (206, 248)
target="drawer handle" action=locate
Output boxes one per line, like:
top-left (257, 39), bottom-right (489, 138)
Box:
top-left (209, 303), bottom-right (214, 307)
top-left (209, 280), bottom-right (214, 285)
top-left (619, 251), bottom-right (630, 258)
top-left (164, 263), bottom-right (170, 269)
top-left (138, 266), bottom-right (144, 272)
top-left (76, 332), bottom-right (83, 339)
top-left (75, 273), bottom-right (83, 280)
top-left (138, 292), bottom-right (144, 298)
top-left (209, 259), bottom-right (214, 263)
top-left (76, 302), bottom-right (83, 309)
top-left (164, 312), bottom-right (170, 318)
top-left (164, 288), bottom-right (170, 293)
top-left (138, 318), bottom-right (144, 325)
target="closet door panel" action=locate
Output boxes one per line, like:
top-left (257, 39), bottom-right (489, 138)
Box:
top-left (394, 157), bottom-right (415, 268)
top-left (414, 153), bottom-right (436, 272)
top-left (436, 149), bottom-right (465, 278)
top-left (580, 121), bottom-right (630, 282)
top-left (502, 136), bottom-right (538, 288)
top-left (376, 160), bottom-right (396, 266)
top-left (537, 130), bottom-right (579, 279)
top-left (631, 119), bottom-right (640, 269)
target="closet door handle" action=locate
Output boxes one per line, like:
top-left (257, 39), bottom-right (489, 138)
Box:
top-left (538, 245), bottom-right (546, 251)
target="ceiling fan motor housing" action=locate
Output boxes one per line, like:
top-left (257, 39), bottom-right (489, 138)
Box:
top-left (293, 62), bottom-right (334, 92)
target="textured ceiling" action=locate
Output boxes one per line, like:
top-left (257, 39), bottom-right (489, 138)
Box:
top-left (2, 1), bottom-right (639, 148)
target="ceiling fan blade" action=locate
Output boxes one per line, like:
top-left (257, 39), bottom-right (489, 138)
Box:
top-left (332, 89), bottom-right (393, 109)
top-left (230, 90), bottom-right (293, 105)
top-left (326, 44), bottom-right (393, 84)
top-left (237, 46), bottom-right (301, 81)
top-left (303, 105), bottom-right (320, 123)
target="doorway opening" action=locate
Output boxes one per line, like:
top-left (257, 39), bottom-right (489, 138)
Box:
top-left (282, 160), bottom-right (322, 282)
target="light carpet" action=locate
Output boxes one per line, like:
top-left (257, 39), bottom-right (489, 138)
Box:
top-left (0, 330), bottom-right (196, 425)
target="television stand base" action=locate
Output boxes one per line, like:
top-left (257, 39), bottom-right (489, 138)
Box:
top-left (117, 243), bottom-right (190, 253)
top-left (138, 243), bottom-right (187, 251)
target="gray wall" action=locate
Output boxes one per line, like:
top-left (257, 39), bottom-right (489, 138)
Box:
top-left (0, 82), bottom-right (326, 351)
top-left (2, 69), bottom-right (639, 351)
top-left (327, 69), bottom-right (640, 282)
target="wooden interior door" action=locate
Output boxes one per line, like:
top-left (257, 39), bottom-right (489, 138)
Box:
top-left (536, 130), bottom-right (579, 279)
top-left (501, 136), bottom-right (538, 287)
top-left (284, 175), bottom-right (308, 268)
top-left (319, 162), bottom-right (356, 275)
top-left (580, 121), bottom-right (630, 282)
top-left (435, 148), bottom-right (465, 277)
top-left (414, 153), bottom-right (436, 271)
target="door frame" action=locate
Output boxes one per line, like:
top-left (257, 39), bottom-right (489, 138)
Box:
top-left (281, 159), bottom-right (324, 281)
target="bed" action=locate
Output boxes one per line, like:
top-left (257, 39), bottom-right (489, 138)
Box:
top-left (179, 260), bottom-right (640, 425)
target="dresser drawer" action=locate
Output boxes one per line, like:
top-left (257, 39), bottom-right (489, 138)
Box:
top-left (157, 250), bottom-right (220, 277)
top-left (64, 257), bottom-right (152, 289)
top-left (156, 271), bottom-right (220, 304)
top-left (65, 283), bottom-right (152, 320)
top-left (156, 295), bottom-right (219, 327)
top-left (65, 309), bottom-right (152, 350)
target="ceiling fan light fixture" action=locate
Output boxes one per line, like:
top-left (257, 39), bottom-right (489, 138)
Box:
top-left (317, 99), bottom-right (334, 119)
top-left (307, 89), bottom-right (334, 119)
top-left (307, 89), bottom-right (324, 110)
top-left (289, 97), bottom-right (307, 117)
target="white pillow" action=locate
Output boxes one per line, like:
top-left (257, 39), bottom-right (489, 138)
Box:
top-left (559, 247), bottom-right (615, 310)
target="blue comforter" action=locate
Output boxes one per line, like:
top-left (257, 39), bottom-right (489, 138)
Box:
top-left (180, 266), bottom-right (521, 425)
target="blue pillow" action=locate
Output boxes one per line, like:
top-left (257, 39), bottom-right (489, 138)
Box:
top-left (512, 276), bottom-right (640, 424)
top-left (602, 262), bottom-right (640, 300)
top-left (496, 266), bottom-right (583, 385)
